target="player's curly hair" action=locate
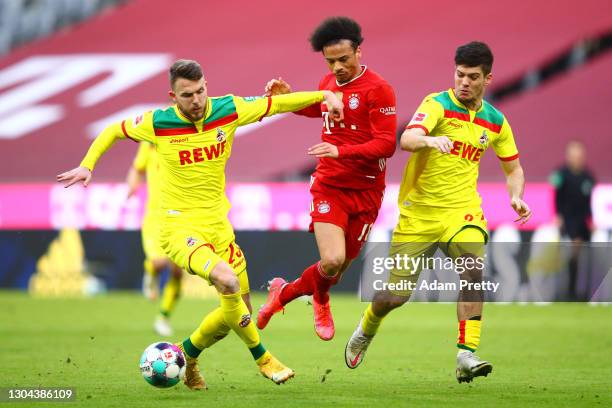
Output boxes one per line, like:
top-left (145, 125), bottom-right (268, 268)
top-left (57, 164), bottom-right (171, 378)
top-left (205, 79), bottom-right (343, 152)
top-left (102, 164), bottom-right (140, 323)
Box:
top-left (455, 42), bottom-right (494, 75)
top-left (309, 17), bottom-right (364, 52)
top-left (169, 59), bottom-right (203, 88)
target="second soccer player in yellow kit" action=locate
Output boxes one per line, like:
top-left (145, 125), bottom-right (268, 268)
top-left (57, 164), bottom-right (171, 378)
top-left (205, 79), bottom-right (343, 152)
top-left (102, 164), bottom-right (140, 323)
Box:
top-left (57, 59), bottom-right (345, 388)
top-left (345, 42), bottom-right (532, 383)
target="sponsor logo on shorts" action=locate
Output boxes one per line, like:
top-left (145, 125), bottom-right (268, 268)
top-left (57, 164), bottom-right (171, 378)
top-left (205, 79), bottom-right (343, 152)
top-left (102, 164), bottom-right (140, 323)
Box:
top-left (348, 93), bottom-right (360, 109)
top-left (186, 237), bottom-right (198, 247)
top-left (317, 201), bottom-right (331, 214)
top-left (239, 313), bottom-right (251, 328)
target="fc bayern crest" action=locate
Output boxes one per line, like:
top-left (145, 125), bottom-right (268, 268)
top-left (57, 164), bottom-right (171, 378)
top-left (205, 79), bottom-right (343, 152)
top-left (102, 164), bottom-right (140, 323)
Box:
top-left (216, 127), bottom-right (226, 142)
top-left (479, 130), bottom-right (489, 145)
top-left (317, 201), bottom-right (331, 214)
top-left (348, 93), bottom-right (360, 110)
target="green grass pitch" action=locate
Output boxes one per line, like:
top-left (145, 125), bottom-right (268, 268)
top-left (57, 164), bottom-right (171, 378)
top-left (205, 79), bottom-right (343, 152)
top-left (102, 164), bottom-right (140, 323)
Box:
top-left (2, 291), bottom-right (611, 407)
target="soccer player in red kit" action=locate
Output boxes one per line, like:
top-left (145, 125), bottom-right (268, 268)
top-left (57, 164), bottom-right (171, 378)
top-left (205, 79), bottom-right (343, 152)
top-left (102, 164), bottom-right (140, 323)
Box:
top-left (257, 17), bottom-right (397, 340)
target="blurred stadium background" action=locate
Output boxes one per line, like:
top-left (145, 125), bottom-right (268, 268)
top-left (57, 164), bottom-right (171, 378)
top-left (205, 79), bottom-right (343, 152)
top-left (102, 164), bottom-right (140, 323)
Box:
top-left (1, 0), bottom-right (611, 298)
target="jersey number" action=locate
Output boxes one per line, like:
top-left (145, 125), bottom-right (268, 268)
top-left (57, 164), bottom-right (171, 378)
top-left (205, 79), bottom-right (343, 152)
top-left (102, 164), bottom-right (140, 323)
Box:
top-left (322, 112), bottom-right (356, 133)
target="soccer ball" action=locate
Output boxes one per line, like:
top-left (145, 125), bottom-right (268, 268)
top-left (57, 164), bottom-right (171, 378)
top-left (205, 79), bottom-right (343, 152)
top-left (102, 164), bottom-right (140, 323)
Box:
top-left (139, 342), bottom-right (186, 388)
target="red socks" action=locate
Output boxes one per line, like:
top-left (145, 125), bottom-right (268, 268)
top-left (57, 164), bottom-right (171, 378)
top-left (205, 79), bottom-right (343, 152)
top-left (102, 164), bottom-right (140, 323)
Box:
top-left (279, 262), bottom-right (340, 305)
top-left (279, 263), bottom-right (317, 305)
top-left (312, 263), bottom-right (339, 303)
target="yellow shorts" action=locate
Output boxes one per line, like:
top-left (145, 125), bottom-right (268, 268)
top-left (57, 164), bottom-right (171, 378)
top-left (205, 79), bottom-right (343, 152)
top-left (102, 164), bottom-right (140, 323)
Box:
top-left (388, 206), bottom-right (488, 295)
top-left (141, 214), bottom-right (166, 261)
top-left (159, 210), bottom-right (249, 294)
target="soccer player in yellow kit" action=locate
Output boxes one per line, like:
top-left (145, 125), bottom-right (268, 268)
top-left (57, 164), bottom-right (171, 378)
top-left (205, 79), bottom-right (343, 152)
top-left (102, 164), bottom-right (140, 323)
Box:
top-left (57, 59), bottom-right (344, 388)
top-left (344, 42), bottom-right (532, 383)
top-left (126, 141), bottom-right (183, 337)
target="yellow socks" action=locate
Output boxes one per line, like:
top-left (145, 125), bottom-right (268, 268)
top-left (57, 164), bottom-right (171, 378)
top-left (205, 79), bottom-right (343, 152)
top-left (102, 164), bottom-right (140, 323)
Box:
top-left (188, 307), bottom-right (230, 351)
top-left (457, 318), bottom-right (482, 352)
top-left (361, 304), bottom-right (384, 337)
top-left (160, 276), bottom-right (181, 317)
top-left (181, 292), bottom-right (267, 362)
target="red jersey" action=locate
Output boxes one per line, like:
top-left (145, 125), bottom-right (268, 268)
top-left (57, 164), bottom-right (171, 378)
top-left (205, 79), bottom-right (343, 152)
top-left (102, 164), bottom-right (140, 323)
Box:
top-left (297, 66), bottom-right (397, 191)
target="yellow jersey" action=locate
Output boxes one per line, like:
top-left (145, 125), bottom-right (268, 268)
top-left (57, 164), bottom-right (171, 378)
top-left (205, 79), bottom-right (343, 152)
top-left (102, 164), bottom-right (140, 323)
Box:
top-left (81, 92), bottom-right (325, 221)
top-left (399, 89), bottom-right (518, 212)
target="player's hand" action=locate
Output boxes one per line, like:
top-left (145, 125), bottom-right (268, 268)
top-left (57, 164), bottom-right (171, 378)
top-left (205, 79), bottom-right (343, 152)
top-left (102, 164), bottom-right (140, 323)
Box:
top-left (425, 136), bottom-right (453, 153)
top-left (56, 166), bottom-right (92, 188)
top-left (264, 77), bottom-right (292, 96)
top-left (322, 90), bottom-right (344, 122)
top-left (511, 196), bottom-right (532, 225)
top-left (126, 168), bottom-right (141, 199)
top-left (308, 142), bottom-right (339, 158)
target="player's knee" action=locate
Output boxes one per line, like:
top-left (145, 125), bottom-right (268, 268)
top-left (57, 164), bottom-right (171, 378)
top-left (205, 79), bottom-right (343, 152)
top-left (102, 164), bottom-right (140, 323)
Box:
top-left (211, 263), bottom-right (240, 294)
top-left (320, 252), bottom-right (345, 276)
top-left (373, 291), bottom-right (408, 314)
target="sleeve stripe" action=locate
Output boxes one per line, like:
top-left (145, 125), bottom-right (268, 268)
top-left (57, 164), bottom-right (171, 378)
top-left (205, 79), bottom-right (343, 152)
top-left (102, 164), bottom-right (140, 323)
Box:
top-left (406, 124), bottom-right (430, 135)
top-left (498, 153), bottom-right (519, 161)
top-left (121, 120), bottom-right (137, 142)
top-left (258, 96), bottom-right (272, 122)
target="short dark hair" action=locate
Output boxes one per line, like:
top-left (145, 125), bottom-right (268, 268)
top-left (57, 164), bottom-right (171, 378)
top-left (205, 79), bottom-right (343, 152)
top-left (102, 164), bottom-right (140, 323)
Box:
top-left (309, 16), bottom-right (363, 52)
top-left (455, 41), bottom-right (494, 75)
top-left (169, 59), bottom-right (203, 88)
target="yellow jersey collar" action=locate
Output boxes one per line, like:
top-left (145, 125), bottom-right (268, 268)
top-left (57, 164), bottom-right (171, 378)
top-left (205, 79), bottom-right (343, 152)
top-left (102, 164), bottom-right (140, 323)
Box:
top-left (447, 88), bottom-right (484, 113)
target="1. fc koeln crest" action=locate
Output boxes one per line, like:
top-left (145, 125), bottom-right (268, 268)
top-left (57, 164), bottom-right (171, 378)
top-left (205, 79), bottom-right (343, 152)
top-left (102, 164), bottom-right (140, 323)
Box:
top-left (479, 130), bottom-right (489, 145)
top-left (216, 127), bottom-right (226, 142)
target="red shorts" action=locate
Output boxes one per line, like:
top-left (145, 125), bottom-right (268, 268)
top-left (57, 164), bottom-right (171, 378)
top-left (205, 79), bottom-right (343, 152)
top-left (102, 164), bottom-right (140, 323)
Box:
top-left (309, 177), bottom-right (383, 259)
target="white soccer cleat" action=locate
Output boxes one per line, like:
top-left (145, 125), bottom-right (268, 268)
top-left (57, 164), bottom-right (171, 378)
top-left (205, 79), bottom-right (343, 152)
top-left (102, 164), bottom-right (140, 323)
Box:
top-left (345, 319), bottom-right (373, 369)
top-left (143, 273), bottom-right (160, 301)
top-left (154, 316), bottom-right (173, 337)
top-left (456, 350), bottom-right (493, 383)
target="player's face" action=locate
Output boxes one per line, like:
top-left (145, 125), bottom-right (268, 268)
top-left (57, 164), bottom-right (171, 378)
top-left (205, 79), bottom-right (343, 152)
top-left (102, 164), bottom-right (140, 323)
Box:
top-left (322, 40), bottom-right (362, 84)
top-left (169, 77), bottom-right (207, 121)
top-left (454, 65), bottom-right (492, 107)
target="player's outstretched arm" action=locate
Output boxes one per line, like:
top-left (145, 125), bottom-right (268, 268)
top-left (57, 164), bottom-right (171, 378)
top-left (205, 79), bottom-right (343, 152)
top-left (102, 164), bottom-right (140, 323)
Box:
top-left (264, 77), bottom-right (323, 118)
top-left (56, 122), bottom-right (125, 188)
top-left (501, 158), bottom-right (532, 225)
top-left (268, 90), bottom-right (343, 121)
top-left (400, 127), bottom-right (453, 153)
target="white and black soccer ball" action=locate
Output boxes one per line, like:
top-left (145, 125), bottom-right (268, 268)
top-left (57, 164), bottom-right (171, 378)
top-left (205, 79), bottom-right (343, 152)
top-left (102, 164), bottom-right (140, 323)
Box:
top-left (139, 342), bottom-right (186, 388)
